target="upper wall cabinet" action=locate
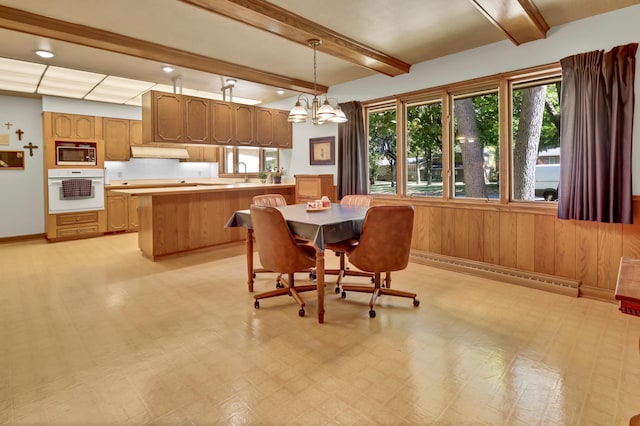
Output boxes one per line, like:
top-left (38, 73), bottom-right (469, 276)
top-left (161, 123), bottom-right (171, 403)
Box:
top-left (273, 109), bottom-right (293, 148)
top-left (142, 91), bottom-right (184, 143)
top-left (52, 113), bottom-right (95, 139)
top-left (184, 97), bottom-right (210, 144)
top-left (233, 104), bottom-right (255, 145)
top-left (141, 90), bottom-right (291, 148)
top-left (103, 118), bottom-right (130, 161)
top-left (211, 101), bottom-right (233, 145)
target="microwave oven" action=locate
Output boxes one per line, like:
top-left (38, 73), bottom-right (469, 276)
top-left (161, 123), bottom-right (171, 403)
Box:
top-left (56, 141), bottom-right (97, 166)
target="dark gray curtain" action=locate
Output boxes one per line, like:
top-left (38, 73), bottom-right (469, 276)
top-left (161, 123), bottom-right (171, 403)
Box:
top-left (558, 43), bottom-right (637, 224)
top-left (337, 101), bottom-right (367, 198)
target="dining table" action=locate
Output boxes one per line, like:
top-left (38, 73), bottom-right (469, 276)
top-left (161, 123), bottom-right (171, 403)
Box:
top-left (225, 203), bottom-right (369, 323)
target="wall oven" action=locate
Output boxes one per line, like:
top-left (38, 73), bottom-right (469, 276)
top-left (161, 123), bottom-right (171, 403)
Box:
top-left (48, 169), bottom-right (105, 214)
top-left (56, 141), bottom-right (97, 166)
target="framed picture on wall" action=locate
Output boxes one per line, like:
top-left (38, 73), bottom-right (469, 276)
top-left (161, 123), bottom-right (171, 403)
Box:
top-left (309, 136), bottom-right (335, 165)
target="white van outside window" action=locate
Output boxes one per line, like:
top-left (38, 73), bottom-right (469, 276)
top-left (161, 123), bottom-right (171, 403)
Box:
top-left (535, 164), bottom-right (560, 201)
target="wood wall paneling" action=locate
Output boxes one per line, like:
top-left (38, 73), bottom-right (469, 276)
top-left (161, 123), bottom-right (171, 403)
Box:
top-left (483, 210), bottom-right (501, 265)
top-left (499, 212), bottom-right (517, 268)
top-left (575, 221), bottom-right (599, 288)
top-left (412, 206), bottom-right (429, 252)
top-left (453, 208), bottom-right (469, 259)
top-left (516, 213), bottom-right (535, 272)
top-left (467, 209), bottom-right (484, 262)
top-left (597, 222), bottom-right (622, 290)
top-left (554, 218), bottom-right (576, 279)
top-left (533, 214), bottom-right (556, 275)
top-left (429, 207), bottom-right (443, 254)
top-left (623, 198), bottom-right (640, 258)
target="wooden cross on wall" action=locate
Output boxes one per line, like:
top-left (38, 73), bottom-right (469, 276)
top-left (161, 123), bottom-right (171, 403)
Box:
top-left (23, 142), bottom-right (38, 156)
top-left (15, 129), bottom-right (24, 140)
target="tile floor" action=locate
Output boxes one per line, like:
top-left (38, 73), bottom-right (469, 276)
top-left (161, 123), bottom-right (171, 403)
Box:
top-left (1, 233), bottom-right (640, 425)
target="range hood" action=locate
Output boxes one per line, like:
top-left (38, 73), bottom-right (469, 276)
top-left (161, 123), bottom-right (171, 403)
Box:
top-left (130, 145), bottom-right (190, 160)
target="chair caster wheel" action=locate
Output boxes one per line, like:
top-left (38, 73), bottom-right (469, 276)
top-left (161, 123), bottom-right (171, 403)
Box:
top-left (341, 291), bottom-right (346, 299)
top-left (254, 300), bottom-right (260, 309)
top-left (369, 309), bottom-right (376, 318)
top-left (298, 308), bottom-right (305, 317)
top-left (334, 287), bottom-right (340, 294)
top-left (309, 273), bottom-right (316, 280)
top-left (413, 299), bottom-right (420, 307)
top-left (370, 277), bottom-right (375, 283)
top-left (252, 273), bottom-right (256, 278)
top-left (276, 282), bottom-right (284, 289)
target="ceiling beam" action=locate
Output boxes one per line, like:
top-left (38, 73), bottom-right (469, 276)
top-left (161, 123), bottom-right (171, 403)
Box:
top-left (179, 0), bottom-right (411, 77)
top-left (0, 5), bottom-right (326, 94)
top-left (470, 0), bottom-right (549, 45)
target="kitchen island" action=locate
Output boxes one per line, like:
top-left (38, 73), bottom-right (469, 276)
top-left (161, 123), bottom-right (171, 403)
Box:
top-left (112, 183), bottom-right (295, 260)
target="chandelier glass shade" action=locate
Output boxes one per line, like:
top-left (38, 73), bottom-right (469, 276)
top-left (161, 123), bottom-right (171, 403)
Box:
top-left (288, 39), bottom-right (347, 125)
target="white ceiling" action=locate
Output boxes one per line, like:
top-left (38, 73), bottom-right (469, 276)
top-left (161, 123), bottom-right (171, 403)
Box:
top-left (0, 0), bottom-right (638, 105)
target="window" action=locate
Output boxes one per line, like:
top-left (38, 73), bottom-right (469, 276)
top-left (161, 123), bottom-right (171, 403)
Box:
top-left (222, 146), bottom-right (279, 176)
top-left (511, 78), bottom-right (561, 201)
top-left (406, 100), bottom-right (443, 197)
top-left (452, 90), bottom-right (499, 199)
top-left (367, 106), bottom-right (397, 195)
top-left (363, 63), bottom-right (561, 205)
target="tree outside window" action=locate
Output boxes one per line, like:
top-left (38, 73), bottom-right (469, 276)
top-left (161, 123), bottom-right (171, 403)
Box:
top-left (367, 107), bottom-right (397, 195)
top-left (453, 91), bottom-right (500, 199)
top-left (406, 100), bottom-right (443, 197)
top-left (512, 79), bottom-right (561, 201)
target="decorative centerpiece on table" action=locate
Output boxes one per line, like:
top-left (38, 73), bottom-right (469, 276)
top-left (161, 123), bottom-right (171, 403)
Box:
top-left (271, 168), bottom-right (283, 184)
top-left (258, 170), bottom-right (268, 184)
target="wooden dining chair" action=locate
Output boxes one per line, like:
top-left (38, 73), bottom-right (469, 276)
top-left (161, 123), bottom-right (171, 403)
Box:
top-left (250, 205), bottom-right (317, 317)
top-left (324, 194), bottom-right (374, 293)
top-left (332, 205), bottom-right (419, 318)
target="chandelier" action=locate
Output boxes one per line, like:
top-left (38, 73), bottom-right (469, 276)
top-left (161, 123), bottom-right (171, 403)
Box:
top-left (288, 39), bottom-right (347, 125)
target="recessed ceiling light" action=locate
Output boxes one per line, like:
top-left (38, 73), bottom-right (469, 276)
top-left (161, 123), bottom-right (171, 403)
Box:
top-left (162, 65), bottom-right (174, 73)
top-left (276, 89), bottom-right (285, 95)
top-left (35, 50), bottom-right (54, 59)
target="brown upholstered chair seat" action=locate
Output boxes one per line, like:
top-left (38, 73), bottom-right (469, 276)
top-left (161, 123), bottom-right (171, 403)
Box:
top-left (338, 205), bottom-right (419, 318)
top-left (324, 195), bottom-right (374, 293)
top-left (250, 204), bottom-right (317, 317)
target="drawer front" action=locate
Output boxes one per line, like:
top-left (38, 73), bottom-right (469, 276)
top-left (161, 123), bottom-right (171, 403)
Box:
top-left (56, 212), bottom-right (99, 226)
top-left (56, 224), bottom-right (100, 237)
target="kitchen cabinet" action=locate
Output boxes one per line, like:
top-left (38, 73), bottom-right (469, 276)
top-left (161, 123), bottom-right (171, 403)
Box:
top-left (233, 104), bottom-right (255, 145)
top-left (142, 90), bottom-right (291, 148)
top-left (106, 189), bottom-right (138, 232)
top-left (50, 211), bottom-right (102, 239)
top-left (255, 107), bottom-right (274, 147)
top-left (273, 109), bottom-right (293, 148)
top-left (295, 174), bottom-right (335, 204)
top-left (142, 91), bottom-right (184, 143)
top-left (183, 145), bottom-right (218, 162)
top-left (184, 96), bottom-right (210, 144)
top-left (103, 118), bottom-right (130, 161)
top-left (52, 113), bottom-right (96, 139)
top-left (129, 120), bottom-right (143, 146)
top-left (211, 100), bottom-right (233, 145)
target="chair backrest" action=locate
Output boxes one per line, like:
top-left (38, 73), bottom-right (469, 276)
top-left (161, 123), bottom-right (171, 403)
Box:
top-left (340, 194), bottom-right (372, 207)
top-left (347, 205), bottom-right (414, 273)
top-left (252, 193), bottom-right (288, 207)
top-left (250, 205), bottom-right (315, 273)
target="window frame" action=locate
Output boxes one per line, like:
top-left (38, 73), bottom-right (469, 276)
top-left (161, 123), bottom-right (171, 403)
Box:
top-left (363, 62), bottom-right (562, 208)
top-left (220, 146), bottom-right (279, 178)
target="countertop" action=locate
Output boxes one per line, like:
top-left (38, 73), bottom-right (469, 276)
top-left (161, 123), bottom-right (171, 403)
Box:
top-left (111, 181), bottom-right (295, 196)
top-left (106, 178), bottom-right (294, 189)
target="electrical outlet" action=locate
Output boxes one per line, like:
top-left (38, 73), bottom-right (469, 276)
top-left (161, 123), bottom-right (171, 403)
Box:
top-left (117, 172), bottom-right (123, 178)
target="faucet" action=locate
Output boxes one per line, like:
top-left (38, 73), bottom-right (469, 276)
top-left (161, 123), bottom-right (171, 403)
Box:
top-left (238, 162), bottom-right (248, 182)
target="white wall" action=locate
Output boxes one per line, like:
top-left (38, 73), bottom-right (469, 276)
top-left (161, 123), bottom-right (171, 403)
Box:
top-left (0, 95), bottom-right (44, 237)
top-left (280, 5), bottom-right (640, 194)
top-left (42, 96), bottom-right (141, 119)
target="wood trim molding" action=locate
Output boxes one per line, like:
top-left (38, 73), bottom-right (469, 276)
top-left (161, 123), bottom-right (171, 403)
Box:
top-left (179, 0), bottom-right (411, 77)
top-left (470, 0), bottom-right (550, 45)
top-left (0, 5), bottom-right (323, 94)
